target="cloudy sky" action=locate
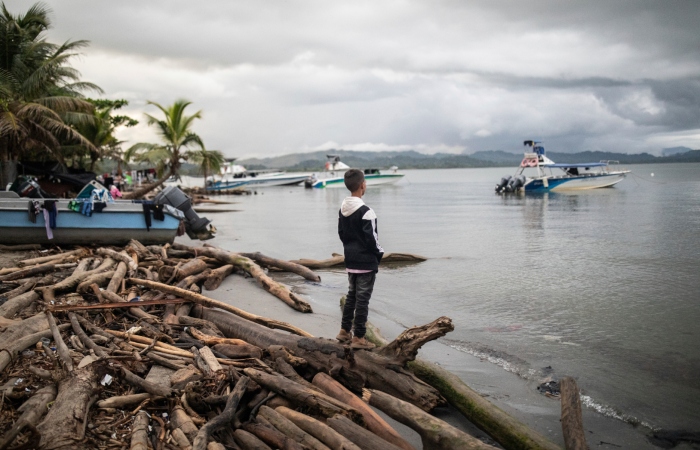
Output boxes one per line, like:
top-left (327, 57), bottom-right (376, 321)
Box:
top-left (21, 0), bottom-right (700, 157)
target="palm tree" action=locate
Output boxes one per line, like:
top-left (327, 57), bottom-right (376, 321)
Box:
top-left (0, 2), bottom-right (101, 184)
top-left (123, 99), bottom-right (205, 199)
top-left (189, 147), bottom-right (225, 190)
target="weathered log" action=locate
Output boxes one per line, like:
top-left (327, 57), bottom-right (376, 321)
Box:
top-left (126, 239), bottom-right (153, 260)
top-left (0, 325), bottom-right (69, 373)
top-left (46, 311), bottom-right (74, 372)
top-left (290, 252), bottom-right (427, 269)
top-left (0, 313), bottom-right (48, 348)
top-left (192, 346), bottom-right (223, 376)
top-left (0, 384), bottom-right (56, 450)
top-left (119, 364), bottom-right (173, 397)
top-left (128, 278), bottom-right (313, 337)
top-left (213, 344), bottom-right (263, 360)
top-left (179, 316), bottom-right (224, 337)
top-left (97, 392), bottom-right (153, 409)
top-left (377, 316), bottom-right (454, 365)
top-left (327, 414), bottom-right (405, 450)
top-left (206, 443), bottom-right (225, 450)
top-left (272, 357), bottom-right (319, 392)
top-left (0, 243), bottom-right (41, 251)
top-left (17, 248), bottom-right (87, 267)
top-left (172, 427), bottom-right (193, 449)
top-left (172, 244), bottom-right (312, 313)
top-left (0, 278), bottom-right (36, 300)
top-left (96, 247), bottom-right (138, 273)
top-left (189, 327), bottom-right (247, 346)
top-left (244, 368), bottom-right (362, 422)
top-left (364, 388), bottom-right (496, 450)
top-left (312, 373), bottom-right (415, 450)
top-left (242, 421), bottom-right (305, 450)
top-left (147, 351), bottom-right (187, 371)
top-left (560, 377), bottom-right (588, 450)
top-left (69, 312), bottom-right (109, 358)
top-left (0, 290), bottom-right (39, 318)
top-left (107, 261), bottom-right (128, 293)
top-left (177, 268), bottom-right (212, 289)
top-left (0, 262), bottom-right (59, 281)
top-left (197, 307), bottom-right (446, 412)
top-left (275, 406), bottom-right (361, 450)
top-left (234, 429), bottom-right (273, 450)
top-left (172, 405), bottom-right (200, 442)
top-left (130, 410), bottom-right (150, 450)
top-left (159, 258), bottom-right (209, 283)
top-left (258, 406), bottom-right (329, 450)
top-left (408, 359), bottom-right (561, 450)
top-left (203, 264), bottom-right (234, 291)
top-left (240, 252), bottom-right (321, 282)
top-left (76, 270), bottom-right (116, 293)
top-left (192, 376), bottom-right (250, 450)
top-left (39, 257), bottom-right (116, 302)
top-left (36, 364), bottom-right (101, 449)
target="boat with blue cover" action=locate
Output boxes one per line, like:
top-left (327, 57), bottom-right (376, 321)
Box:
top-left (0, 182), bottom-right (214, 245)
top-left (304, 155), bottom-right (405, 189)
top-left (495, 140), bottom-right (630, 193)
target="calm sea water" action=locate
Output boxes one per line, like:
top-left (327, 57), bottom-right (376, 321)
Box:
top-left (207, 163), bottom-right (700, 433)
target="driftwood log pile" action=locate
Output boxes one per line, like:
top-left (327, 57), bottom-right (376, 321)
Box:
top-left (0, 241), bottom-right (516, 450)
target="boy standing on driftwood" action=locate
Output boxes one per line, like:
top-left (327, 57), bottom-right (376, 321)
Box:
top-left (336, 169), bottom-right (384, 349)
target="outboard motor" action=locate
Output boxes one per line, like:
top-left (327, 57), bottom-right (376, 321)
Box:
top-left (304, 175), bottom-right (318, 189)
top-left (511, 176), bottom-right (525, 191)
top-left (155, 186), bottom-right (213, 240)
top-left (16, 178), bottom-right (49, 198)
top-left (495, 176), bottom-right (511, 193)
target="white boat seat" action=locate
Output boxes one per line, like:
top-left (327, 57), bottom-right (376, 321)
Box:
top-left (0, 191), bottom-right (20, 198)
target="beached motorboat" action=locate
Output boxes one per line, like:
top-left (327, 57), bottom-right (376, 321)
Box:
top-left (0, 183), bottom-right (214, 245)
top-left (495, 141), bottom-right (630, 193)
top-left (304, 155), bottom-right (405, 189)
top-left (207, 159), bottom-right (308, 191)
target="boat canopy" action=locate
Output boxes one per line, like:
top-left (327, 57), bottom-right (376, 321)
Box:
top-left (542, 162), bottom-right (607, 168)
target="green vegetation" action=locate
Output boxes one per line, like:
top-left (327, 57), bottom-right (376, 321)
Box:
top-left (189, 147), bottom-right (225, 190)
top-left (124, 100), bottom-right (206, 197)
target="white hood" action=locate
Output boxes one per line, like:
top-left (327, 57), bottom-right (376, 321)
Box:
top-left (341, 197), bottom-right (365, 217)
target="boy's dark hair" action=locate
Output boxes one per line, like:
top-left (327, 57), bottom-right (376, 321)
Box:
top-left (344, 169), bottom-right (365, 191)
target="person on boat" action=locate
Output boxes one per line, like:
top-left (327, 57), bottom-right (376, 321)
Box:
top-left (336, 169), bottom-right (384, 349)
top-left (109, 184), bottom-right (122, 198)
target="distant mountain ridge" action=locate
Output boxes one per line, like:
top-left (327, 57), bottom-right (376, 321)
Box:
top-left (238, 148), bottom-right (700, 170)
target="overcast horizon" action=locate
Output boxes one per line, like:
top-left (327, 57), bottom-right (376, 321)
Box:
top-left (19, 0), bottom-right (700, 158)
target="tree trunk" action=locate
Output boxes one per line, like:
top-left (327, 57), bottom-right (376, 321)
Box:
top-left (127, 278), bottom-right (312, 337)
top-left (311, 373), bottom-right (415, 450)
top-left (36, 365), bottom-right (101, 450)
top-left (192, 376), bottom-right (249, 450)
top-left (203, 264), bottom-right (234, 291)
top-left (274, 406), bottom-right (361, 450)
top-left (240, 252), bottom-right (321, 282)
top-left (560, 377), bottom-right (588, 450)
top-left (130, 410), bottom-right (150, 450)
top-left (290, 252), bottom-right (427, 269)
top-left (0, 385), bottom-right (56, 450)
top-left (122, 169), bottom-right (173, 200)
top-left (364, 388), bottom-right (497, 450)
top-left (172, 244), bottom-right (312, 313)
top-left (196, 307), bottom-right (447, 412)
top-left (257, 406), bottom-right (329, 450)
top-left (326, 414), bottom-right (405, 450)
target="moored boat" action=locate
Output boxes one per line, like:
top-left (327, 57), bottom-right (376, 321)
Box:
top-left (0, 183), bottom-right (214, 245)
top-left (495, 140), bottom-right (630, 194)
top-left (208, 159), bottom-right (308, 191)
top-left (304, 155), bottom-right (405, 189)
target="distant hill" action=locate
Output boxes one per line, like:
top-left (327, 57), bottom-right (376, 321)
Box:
top-left (237, 148), bottom-right (700, 170)
top-left (662, 146), bottom-right (693, 156)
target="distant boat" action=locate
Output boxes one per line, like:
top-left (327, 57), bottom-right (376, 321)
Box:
top-left (207, 159), bottom-right (308, 191)
top-left (495, 141), bottom-right (630, 193)
top-left (0, 183), bottom-right (214, 245)
top-left (304, 155), bottom-right (405, 189)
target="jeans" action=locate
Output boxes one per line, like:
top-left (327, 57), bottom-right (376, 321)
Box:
top-left (341, 272), bottom-right (376, 338)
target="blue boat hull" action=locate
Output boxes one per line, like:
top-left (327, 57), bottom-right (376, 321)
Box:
top-left (0, 199), bottom-right (181, 246)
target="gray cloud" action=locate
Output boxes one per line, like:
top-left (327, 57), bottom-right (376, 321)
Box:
top-left (17, 0), bottom-right (700, 156)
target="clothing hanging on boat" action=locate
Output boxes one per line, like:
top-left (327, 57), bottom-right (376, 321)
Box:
top-left (140, 202), bottom-right (165, 231)
top-left (43, 200), bottom-right (57, 229)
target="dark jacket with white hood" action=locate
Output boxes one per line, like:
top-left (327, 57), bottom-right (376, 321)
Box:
top-left (338, 197), bottom-right (384, 272)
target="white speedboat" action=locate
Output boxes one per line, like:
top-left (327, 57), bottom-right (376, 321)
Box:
top-left (208, 159), bottom-right (308, 191)
top-left (495, 141), bottom-right (630, 193)
top-left (304, 155), bottom-right (405, 189)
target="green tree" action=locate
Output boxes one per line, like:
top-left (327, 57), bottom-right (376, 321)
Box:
top-left (0, 2), bottom-right (101, 175)
top-left (124, 99), bottom-right (205, 199)
top-left (64, 99), bottom-right (138, 171)
top-left (189, 147), bottom-right (224, 190)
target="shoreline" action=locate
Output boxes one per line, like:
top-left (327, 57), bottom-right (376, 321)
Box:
top-left (184, 235), bottom-right (660, 449)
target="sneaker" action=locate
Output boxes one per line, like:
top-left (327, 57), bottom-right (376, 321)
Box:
top-left (351, 336), bottom-right (376, 350)
top-left (336, 329), bottom-right (352, 343)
